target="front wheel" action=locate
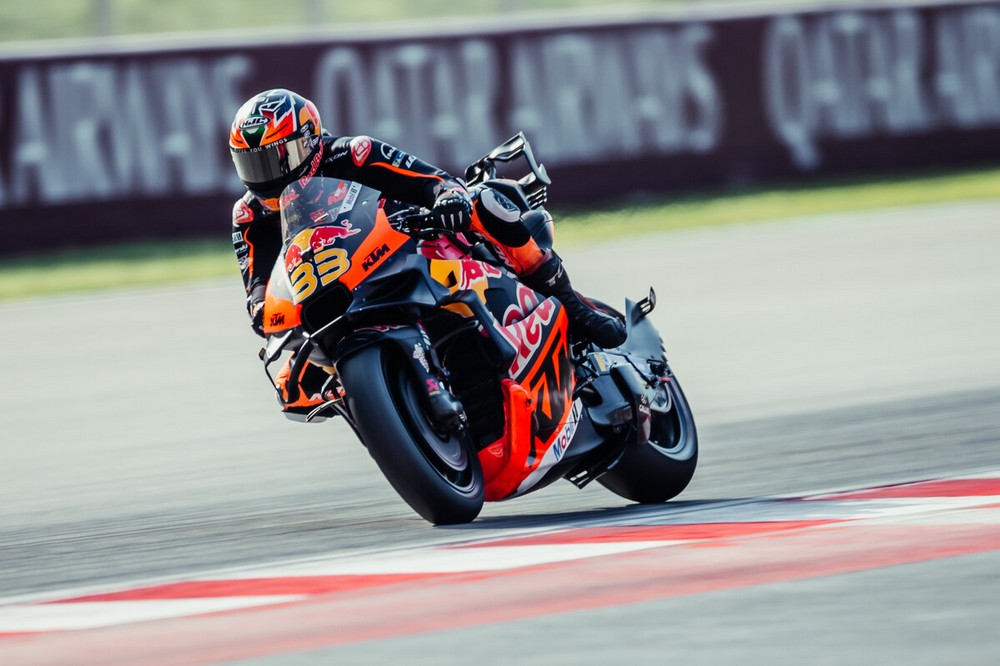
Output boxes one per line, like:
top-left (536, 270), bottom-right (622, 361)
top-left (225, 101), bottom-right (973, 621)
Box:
top-left (338, 344), bottom-right (484, 524)
top-left (597, 375), bottom-right (698, 503)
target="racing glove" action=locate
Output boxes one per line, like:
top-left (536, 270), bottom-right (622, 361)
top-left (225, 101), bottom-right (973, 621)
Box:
top-left (428, 188), bottom-right (472, 233)
top-left (248, 284), bottom-right (266, 337)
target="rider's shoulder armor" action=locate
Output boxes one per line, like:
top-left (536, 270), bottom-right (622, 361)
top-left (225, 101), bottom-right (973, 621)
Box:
top-left (232, 191), bottom-right (258, 226)
top-left (322, 133), bottom-right (371, 171)
top-left (232, 190), bottom-right (279, 227)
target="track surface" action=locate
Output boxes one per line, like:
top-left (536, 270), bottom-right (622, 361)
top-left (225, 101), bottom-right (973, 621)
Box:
top-left (2, 199), bottom-right (999, 663)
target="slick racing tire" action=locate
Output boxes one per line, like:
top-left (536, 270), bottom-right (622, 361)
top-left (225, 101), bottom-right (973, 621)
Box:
top-left (596, 375), bottom-right (698, 503)
top-left (587, 298), bottom-right (699, 504)
top-left (338, 343), bottom-right (484, 525)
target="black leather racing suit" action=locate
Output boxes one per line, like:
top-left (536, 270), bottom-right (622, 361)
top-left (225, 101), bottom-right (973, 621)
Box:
top-left (231, 133), bottom-right (465, 336)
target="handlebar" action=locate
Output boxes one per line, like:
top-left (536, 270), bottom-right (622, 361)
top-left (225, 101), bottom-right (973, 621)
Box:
top-left (388, 206), bottom-right (478, 255)
top-left (387, 207), bottom-right (436, 237)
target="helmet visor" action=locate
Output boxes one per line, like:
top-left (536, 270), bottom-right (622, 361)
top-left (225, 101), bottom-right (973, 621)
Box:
top-left (231, 134), bottom-right (316, 187)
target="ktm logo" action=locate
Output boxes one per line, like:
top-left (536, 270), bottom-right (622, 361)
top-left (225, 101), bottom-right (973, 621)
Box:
top-left (270, 313), bottom-right (285, 327)
top-left (362, 243), bottom-right (391, 271)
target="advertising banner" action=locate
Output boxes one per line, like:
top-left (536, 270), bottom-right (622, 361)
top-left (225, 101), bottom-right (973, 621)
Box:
top-left (1, 1), bottom-right (998, 254)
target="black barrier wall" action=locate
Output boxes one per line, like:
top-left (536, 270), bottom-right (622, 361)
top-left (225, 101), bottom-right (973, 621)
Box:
top-left (1, 1), bottom-right (999, 254)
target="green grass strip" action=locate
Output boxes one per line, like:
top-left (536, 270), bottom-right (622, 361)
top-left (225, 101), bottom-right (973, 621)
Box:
top-left (554, 165), bottom-right (1000, 244)
top-left (2, 166), bottom-right (998, 301)
top-left (0, 240), bottom-right (236, 300)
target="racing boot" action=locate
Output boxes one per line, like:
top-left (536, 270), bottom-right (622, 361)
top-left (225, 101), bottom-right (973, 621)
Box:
top-left (521, 251), bottom-right (627, 349)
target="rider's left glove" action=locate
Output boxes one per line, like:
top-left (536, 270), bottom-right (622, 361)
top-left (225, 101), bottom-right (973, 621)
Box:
top-left (248, 284), bottom-right (266, 337)
top-left (250, 300), bottom-right (265, 337)
top-left (429, 188), bottom-right (472, 233)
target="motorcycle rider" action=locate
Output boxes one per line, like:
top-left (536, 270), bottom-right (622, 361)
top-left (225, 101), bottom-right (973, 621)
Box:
top-left (229, 88), bottom-right (626, 414)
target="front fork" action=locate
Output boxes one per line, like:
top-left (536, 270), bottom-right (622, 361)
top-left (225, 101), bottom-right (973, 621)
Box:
top-left (328, 322), bottom-right (467, 433)
top-left (404, 323), bottom-right (469, 433)
top-left (261, 323), bottom-right (466, 431)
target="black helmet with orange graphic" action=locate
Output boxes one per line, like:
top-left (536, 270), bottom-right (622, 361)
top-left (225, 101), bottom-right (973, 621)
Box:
top-left (229, 89), bottom-right (323, 211)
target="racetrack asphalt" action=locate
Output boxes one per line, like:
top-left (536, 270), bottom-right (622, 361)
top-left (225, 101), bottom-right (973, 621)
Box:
top-left (1, 198), bottom-right (999, 664)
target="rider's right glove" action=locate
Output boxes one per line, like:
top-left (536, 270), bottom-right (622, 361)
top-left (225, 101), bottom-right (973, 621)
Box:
top-left (428, 188), bottom-right (472, 233)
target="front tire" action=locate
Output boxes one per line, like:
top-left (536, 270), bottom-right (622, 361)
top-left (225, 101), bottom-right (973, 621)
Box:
top-left (338, 344), bottom-right (484, 524)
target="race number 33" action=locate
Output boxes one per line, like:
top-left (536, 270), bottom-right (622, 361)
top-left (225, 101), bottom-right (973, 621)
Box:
top-left (291, 248), bottom-right (350, 302)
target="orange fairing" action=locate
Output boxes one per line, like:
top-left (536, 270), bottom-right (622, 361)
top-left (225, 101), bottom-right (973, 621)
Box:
top-left (479, 379), bottom-right (534, 501)
top-left (338, 208), bottom-right (411, 291)
top-left (479, 300), bottom-right (575, 501)
top-left (263, 272), bottom-right (301, 335)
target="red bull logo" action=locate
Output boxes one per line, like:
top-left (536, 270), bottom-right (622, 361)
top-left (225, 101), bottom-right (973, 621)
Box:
top-left (284, 223), bottom-right (360, 274)
top-left (284, 242), bottom-right (305, 273)
top-left (309, 222), bottom-right (360, 251)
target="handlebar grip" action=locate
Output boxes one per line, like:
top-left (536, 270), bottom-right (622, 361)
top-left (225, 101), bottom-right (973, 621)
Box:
top-left (389, 209), bottom-right (436, 236)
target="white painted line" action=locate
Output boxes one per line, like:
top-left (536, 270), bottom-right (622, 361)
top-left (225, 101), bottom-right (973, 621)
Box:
top-left (213, 541), bottom-right (679, 579)
top-left (0, 596), bottom-right (303, 633)
top-left (3, 471), bottom-right (999, 629)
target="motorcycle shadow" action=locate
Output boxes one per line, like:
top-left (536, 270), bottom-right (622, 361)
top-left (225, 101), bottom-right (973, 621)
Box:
top-left (437, 499), bottom-right (723, 531)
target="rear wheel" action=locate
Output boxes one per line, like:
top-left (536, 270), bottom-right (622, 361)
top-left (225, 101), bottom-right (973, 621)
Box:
top-left (338, 344), bottom-right (484, 524)
top-left (597, 376), bottom-right (698, 503)
top-left (586, 298), bottom-right (698, 503)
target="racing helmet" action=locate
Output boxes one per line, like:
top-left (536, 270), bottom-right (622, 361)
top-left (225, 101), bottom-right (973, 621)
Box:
top-left (229, 89), bottom-right (323, 211)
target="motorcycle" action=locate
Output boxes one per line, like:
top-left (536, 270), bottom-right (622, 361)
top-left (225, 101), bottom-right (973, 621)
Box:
top-left (260, 133), bottom-right (697, 524)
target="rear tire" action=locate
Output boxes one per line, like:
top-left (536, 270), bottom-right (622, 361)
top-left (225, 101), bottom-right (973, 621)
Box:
top-left (338, 344), bottom-right (484, 524)
top-left (586, 298), bottom-right (698, 504)
top-left (597, 376), bottom-right (698, 503)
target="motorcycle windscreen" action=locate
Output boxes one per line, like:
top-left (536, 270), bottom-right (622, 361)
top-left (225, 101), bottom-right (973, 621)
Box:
top-left (277, 177), bottom-right (386, 305)
top-left (278, 177), bottom-right (382, 241)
